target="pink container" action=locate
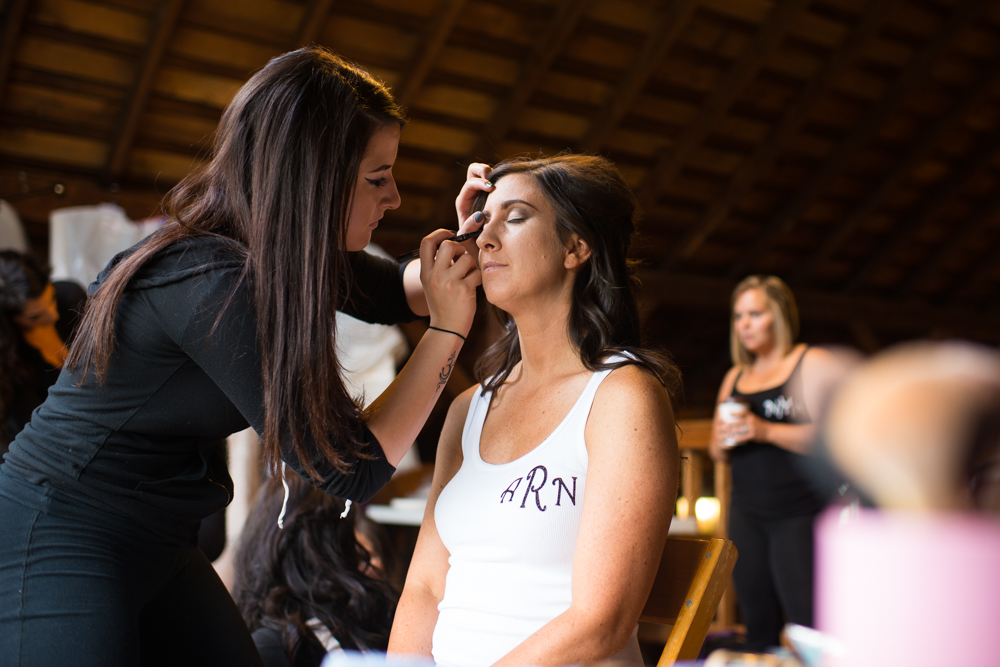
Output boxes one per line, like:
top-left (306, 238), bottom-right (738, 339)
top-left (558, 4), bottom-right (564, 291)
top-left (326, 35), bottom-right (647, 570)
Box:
top-left (815, 508), bottom-right (1000, 667)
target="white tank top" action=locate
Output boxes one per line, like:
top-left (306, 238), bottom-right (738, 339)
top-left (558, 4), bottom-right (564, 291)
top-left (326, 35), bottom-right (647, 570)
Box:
top-left (431, 363), bottom-right (642, 667)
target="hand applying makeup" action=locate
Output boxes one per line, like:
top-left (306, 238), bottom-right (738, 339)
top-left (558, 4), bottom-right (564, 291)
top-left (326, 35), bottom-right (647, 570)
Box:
top-left (395, 163), bottom-right (494, 264)
top-left (455, 162), bottom-right (494, 257)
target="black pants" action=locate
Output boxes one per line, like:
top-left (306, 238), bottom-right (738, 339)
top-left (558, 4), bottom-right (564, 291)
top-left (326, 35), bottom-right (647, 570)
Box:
top-left (0, 467), bottom-right (262, 667)
top-left (728, 503), bottom-right (816, 652)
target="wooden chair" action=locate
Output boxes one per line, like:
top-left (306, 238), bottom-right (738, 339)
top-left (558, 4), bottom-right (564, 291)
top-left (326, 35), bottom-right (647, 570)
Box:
top-left (641, 536), bottom-right (738, 666)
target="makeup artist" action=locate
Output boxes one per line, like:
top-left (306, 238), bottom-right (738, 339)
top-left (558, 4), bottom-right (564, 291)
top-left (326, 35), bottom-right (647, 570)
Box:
top-left (0, 47), bottom-right (482, 667)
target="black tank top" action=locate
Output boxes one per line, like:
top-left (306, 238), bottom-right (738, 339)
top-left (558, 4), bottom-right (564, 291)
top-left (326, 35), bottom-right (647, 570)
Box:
top-left (728, 347), bottom-right (823, 518)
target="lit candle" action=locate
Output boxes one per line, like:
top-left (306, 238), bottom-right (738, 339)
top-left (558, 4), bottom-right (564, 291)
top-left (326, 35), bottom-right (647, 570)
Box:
top-left (695, 496), bottom-right (720, 535)
top-left (676, 496), bottom-right (690, 520)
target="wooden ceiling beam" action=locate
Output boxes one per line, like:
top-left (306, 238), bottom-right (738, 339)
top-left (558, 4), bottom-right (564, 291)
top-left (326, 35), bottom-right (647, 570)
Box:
top-left (0, 111), bottom-right (113, 140)
top-left (25, 23), bottom-right (142, 58)
top-left (688, 0), bottom-right (900, 276)
top-left (943, 201), bottom-right (1000, 305)
top-left (7, 66), bottom-right (129, 99)
top-left (160, 54), bottom-right (254, 82)
top-left (635, 269), bottom-right (1000, 342)
top-left (0, 0), bottom-right (29, 106)
top-left (146, 95), bottom-right (223, 122)
top-left (394, 0), bottom-right (468, 109)
top-left (429, 0), bottom-right (591, 226)
top-left (843, 128), bottom-right (1000, 294)
top-left (295, 0), bottom-right (336, 47)
top-left (477, 0), bottom-right (590, 155)
top-left (105, 0), bottom-right (185, 180)
top-left (916, 191), bottom-right (1000, 295)
top-left (638, 0), bottom-right (812, 244)
top-left (726, 0), bottom-right (986, 281)
top-left (946, 238), bottom-right (1000, 307)
top-left (579, 0), bottom-right (700, 153)
top-left (793, 53), bottom-right (1000, 284)
top-left (182, 9), bottom-right (289, 50)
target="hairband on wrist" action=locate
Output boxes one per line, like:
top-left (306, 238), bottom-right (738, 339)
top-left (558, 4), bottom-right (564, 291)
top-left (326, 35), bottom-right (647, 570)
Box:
top-left (428, 325), bottom-right (466, 341)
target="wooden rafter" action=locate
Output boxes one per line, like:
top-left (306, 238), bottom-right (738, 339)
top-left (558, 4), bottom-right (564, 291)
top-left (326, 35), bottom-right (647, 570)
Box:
top-left (792, 54), bottom-right (1000, 283)
top-left (638, 0), bottom-right (812, 247)
top-left (0, 0), bottom-right (29, 106)
top-left (920, 193), bottom-right (1000, 303)
top-left (715, 0), bottom-right (901, 279)
top-left (25, 24), bottom-right (140, 58)
top-left (728, 0), bottom-right (987, 281)
top-left (843, 128), bottom-right (1000, 294)
top-left (105, 0), bottom-right (185, 180)
top-left (477, 0), bottom-right (590, 155)
top-left (394, 0), bottom-right (468, 109)
top-left (579, 0), bottom-right (700, 153)
top-left (2, 110), bottom-right (111, 140)
top-left (636, 270), bottom-right (1000, 342)
top-left (295, 0), bottom-right (336, 47)
top-left (431, 0), bottom-right (591, 223)
top-left (989, 292), bottom-right (1000, 316)
top-left (848, 319), bottom-right (881, 354)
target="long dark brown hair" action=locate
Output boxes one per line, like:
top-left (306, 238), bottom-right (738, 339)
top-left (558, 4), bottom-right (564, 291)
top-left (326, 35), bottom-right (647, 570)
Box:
top-left (233, 473), bottom-right (397, 657)
top-left (473, 154), bottom-right (680, 397)
top-left (65, 46), bottom-right (406, 477)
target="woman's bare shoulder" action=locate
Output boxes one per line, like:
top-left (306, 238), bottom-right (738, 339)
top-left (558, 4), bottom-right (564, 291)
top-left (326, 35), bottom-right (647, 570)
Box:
top-left (449, 383), bottom-right (479, 414)
top-left (600, 362), bottom-right (668, 396)
top-left (590, 364), bottom-right (674, 430)
top-left (585, 364), bottom-right (677, 466)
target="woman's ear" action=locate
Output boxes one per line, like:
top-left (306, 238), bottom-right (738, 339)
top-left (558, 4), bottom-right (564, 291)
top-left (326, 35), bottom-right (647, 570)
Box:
top-left (564, 235), bottom-right (592, 270)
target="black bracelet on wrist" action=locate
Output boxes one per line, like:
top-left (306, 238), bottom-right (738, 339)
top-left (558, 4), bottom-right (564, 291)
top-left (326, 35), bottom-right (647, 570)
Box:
top-left (428, 325), bottom-right (467, 341)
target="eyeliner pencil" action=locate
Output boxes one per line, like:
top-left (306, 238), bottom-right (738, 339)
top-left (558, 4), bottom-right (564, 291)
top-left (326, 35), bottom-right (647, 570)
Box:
top-left (394, 229), bottom-right (483, 264)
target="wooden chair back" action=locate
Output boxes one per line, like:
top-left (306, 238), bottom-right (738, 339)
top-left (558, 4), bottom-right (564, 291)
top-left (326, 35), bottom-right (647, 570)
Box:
top-left (641, 536), bottom-right (738, 666)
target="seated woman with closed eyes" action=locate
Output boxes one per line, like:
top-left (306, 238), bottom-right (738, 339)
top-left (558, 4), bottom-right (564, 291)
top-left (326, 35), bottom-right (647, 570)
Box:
top-left (387, 155), bottom-right (680, 667)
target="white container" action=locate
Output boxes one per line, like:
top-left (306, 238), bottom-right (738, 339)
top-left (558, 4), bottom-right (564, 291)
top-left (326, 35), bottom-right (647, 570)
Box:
top-left (718, 399), bottom-right (748, 447)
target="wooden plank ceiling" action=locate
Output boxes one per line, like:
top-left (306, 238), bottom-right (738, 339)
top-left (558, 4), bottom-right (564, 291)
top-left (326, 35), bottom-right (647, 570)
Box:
top-left (2, 0), bottom-right (1000, 412)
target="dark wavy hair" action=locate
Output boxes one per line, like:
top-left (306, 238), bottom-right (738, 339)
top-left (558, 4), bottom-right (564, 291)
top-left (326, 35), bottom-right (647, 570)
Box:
top-left (64, 46), bottom-right (407, 478)
top-left (0, 251), bottom-right (50, 442)
top-left (233, 473), bottom-right (397, 660)
top-left (472, 154), bottom-right (680, 397)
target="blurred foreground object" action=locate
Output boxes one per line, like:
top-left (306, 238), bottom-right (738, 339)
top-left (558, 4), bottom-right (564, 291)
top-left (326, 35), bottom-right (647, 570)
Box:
top-left (826, 341), bottom-right (1000, 512)
top-left (704, 649), bottom-right (800, 666)
top-left (816, 509), bottom-right (1000, 667)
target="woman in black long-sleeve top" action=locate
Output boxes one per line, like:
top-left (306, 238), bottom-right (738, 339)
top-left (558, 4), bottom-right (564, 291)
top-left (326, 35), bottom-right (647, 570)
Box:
top-left (0, 47), bottom-right (483, 667)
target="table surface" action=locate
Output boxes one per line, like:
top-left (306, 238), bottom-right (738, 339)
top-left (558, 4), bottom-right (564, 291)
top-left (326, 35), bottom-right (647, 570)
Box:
top-left (367, 498), bottom-right (702, 534)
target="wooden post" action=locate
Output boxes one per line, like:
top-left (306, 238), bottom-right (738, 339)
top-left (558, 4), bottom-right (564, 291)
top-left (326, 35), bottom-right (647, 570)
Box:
top-left (714, 458), bottom-right (737, 628)
top-left (680, 448), bottom-right (703, 508)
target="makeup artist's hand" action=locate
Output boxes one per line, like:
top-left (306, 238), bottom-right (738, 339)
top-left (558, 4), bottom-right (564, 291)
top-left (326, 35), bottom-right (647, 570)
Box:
top-left (455, 162), bottom-right (493, 257)
top-left (456, 162), bottom-right (493, 224)
top-left (420, 229), bottom-right (481, 337)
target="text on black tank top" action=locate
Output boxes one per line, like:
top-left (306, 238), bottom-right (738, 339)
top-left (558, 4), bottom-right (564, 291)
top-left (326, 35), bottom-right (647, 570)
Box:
top-left (728, 347), bottom-right (822, 518)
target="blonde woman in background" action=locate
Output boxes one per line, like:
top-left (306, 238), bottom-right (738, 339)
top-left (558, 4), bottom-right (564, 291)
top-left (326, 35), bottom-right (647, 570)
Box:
top-left (710, 276), bottom-right (844, 651)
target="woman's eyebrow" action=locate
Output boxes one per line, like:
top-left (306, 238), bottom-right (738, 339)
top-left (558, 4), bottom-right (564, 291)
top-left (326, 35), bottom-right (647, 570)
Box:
top-left (366, 164), bottom-right (392, 174)
top-left (499, 199), bottom-right (537, 210)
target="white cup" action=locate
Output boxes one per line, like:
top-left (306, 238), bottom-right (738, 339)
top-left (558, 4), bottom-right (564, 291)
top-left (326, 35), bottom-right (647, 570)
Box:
top-left (718, 399), bottom-right (748, 447)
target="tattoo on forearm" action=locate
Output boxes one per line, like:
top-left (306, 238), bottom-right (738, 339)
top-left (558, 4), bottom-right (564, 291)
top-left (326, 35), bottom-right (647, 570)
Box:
top-left (436, 351), bottom-right (457, 394)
